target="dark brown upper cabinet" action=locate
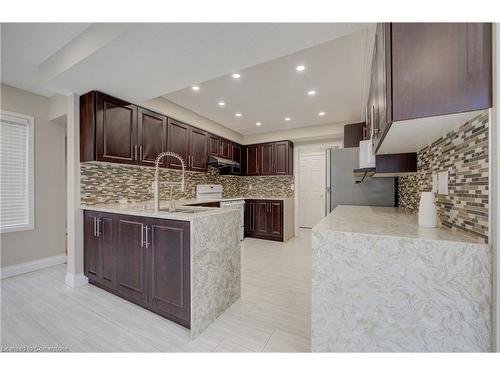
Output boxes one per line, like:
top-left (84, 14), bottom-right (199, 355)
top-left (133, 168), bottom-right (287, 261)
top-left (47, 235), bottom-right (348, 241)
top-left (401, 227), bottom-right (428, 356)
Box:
top-left (244, 141), bottom-right (293, 176)
top-left (344, 122), bottom-right (366, 148)
top-left (137, 108), bottom-right (167, 167)
top-left (167, 119), bottom-right (207, 172)
top-left (230, 143), bottom-right (242, 175)
top-left (166, 119), bottom-right (190, 170)
top-left (95, 92), bottom-right (138, 164)
top-left (220, 138), bottom-right (231, 159)
top-left (80, 91), bottom-right (291, 175)
top-left (189, 127), bottom-right (208, 172)
top-left (260, 143), bottom-right (274, 175)
top-left (370, 23), bottom-right (492, 153)
top-left (208, 134), bottom-right (221, 156)
top-left (245, 144), bottom-right (260, 176)
top-left (273, 141), bottom-right (292, 175)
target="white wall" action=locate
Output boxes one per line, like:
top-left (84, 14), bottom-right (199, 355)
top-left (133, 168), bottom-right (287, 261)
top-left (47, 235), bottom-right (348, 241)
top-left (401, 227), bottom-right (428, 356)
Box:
top-left (141, 96), bottom-right (243, 144)
top-left (0, 84), bottom-right (67, 267)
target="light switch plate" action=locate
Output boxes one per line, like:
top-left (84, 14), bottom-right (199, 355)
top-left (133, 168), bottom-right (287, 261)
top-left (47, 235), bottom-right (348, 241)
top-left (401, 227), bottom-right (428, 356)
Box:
top-left (438, 171), bottom-right (448, 195)
top-left (432, 173), bottom-right (438, 193)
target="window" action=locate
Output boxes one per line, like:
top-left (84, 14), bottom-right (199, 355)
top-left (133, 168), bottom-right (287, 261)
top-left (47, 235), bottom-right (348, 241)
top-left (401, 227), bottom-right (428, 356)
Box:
top-left (0, 111), bottom-right (34, 233)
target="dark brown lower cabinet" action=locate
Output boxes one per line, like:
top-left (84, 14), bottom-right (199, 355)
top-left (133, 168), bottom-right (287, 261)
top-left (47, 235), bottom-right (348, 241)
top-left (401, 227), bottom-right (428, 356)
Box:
top-left (115, 215), bottom-right (148, 305)
top-left (245, 200), bottom-right (283, 241)
top-left (147, 218), bottom-right (190, 327)
top-left (84, 211), bottom-right (191, 328)
top-left (84, 211), bottom-right (115, 289)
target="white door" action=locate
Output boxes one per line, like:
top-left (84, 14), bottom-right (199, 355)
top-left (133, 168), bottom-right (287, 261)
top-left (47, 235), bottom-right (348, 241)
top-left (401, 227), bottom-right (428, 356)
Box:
top-left (299, 152), bottom-right (326, 228)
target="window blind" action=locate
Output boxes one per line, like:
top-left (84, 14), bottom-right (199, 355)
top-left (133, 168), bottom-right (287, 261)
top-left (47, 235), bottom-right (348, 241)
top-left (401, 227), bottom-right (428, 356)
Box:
top-left (0, 112), bottom-right (33, 232)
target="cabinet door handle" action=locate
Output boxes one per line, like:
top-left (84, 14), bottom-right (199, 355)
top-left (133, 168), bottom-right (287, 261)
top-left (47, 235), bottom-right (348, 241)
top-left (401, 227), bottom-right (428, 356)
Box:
top-left (97, 218), bottom-right (101, 237)
top-left (139, 145), bottom-right (143, 161)
top-left (141, 224), bottom-right (144, 248)
top-left (134, 145), bottom-right (138, 161)
top-left (93, 217), bottom-right (97, 237)
top-left (145, 225), bottom-right (150, 249)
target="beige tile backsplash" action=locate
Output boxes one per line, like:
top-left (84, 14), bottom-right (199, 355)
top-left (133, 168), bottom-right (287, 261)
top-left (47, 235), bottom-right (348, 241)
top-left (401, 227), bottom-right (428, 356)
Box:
top-left (398, 111), bottom-right (489, 242)
top-left (81, 163), bottom-right (294, 205)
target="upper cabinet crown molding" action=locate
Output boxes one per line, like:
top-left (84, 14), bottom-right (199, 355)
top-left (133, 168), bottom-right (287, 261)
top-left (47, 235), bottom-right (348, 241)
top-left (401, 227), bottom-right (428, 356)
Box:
top-left (368, 23), bottom-right (492, 154)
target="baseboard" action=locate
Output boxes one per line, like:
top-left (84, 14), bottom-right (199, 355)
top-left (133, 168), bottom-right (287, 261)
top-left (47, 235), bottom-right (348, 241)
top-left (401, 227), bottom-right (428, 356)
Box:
top-left (1, 254), bottom-right (67, 279)
top-left (65, 272), bottom-right (88, 288)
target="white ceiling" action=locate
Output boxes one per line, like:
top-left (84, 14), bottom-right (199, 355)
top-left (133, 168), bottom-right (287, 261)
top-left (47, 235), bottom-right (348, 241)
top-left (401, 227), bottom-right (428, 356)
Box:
top-left (1, 23), bottom-right (92, 96)
top-left (1, 23), bottom-right (372, 103)
top-left (164, 29), bottom-right (371, 135)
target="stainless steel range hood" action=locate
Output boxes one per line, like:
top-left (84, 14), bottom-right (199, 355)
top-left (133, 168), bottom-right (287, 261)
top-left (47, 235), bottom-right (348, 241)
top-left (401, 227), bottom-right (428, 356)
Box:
top-left (208, 155), bottom-right (239, 168)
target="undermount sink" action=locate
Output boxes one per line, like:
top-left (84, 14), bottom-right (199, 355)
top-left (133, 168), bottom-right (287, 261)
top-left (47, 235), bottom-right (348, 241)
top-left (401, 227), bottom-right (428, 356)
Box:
top-left (159, 207), bottom-right (211, 214)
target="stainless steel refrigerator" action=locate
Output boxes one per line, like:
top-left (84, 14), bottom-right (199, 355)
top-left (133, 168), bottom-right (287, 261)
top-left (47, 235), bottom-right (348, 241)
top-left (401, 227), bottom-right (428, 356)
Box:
top-left (326, 147), bottom-right (395, 213)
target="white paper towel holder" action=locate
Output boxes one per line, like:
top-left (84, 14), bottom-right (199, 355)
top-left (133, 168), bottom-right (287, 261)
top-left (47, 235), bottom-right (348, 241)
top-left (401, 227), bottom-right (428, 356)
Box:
top-left (418, 191), bottom-right (438, 228)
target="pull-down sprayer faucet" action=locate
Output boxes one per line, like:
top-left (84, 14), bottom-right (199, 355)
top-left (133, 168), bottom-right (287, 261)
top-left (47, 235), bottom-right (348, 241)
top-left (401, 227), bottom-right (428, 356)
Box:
top-left (153, 152), bottom-right (186, 213)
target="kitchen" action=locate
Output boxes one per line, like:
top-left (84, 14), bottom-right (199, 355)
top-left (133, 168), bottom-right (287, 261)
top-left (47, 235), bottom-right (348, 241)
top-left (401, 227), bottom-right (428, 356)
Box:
top-left (0, 17), bottom-right (499, 362)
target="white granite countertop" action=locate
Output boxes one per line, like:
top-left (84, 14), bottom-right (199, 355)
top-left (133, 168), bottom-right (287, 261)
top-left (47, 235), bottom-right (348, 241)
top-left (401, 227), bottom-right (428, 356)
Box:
top-left (81, 196), bottom-right (292, 220)
top-left (311, 205), bottom-right (491, 352)
top-left (80, 200), bottom-right (238, 221)
top-left (313, 205), bottom-right (483, 244)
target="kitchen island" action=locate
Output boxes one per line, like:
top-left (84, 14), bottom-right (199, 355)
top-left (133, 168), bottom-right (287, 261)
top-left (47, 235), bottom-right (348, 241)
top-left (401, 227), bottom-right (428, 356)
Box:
top-left (81, 201), bottom-right (241, 338)
top-left (311, 205), bottom-right (491, 352)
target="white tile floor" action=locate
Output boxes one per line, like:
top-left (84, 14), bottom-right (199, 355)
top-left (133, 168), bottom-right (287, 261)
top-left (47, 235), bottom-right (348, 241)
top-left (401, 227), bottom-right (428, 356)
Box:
top-left (1, 229), bottom-right (311, 352)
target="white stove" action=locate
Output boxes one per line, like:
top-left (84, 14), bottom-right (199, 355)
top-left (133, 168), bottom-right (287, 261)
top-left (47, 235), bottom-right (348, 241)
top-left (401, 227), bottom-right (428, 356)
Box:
top-left (196, 185), bottom-right (245, 241)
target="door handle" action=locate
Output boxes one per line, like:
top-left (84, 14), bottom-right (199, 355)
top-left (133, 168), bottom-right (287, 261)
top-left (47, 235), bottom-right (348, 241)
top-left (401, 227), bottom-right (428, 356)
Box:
top-left (139, 145), bottom-right (143, 161)
top-left (133, 145), bottom-right (138, 160)
top-left (93, 217), bottom-right (97, 237)
top-left (141, 224), bottom-right (144, 248)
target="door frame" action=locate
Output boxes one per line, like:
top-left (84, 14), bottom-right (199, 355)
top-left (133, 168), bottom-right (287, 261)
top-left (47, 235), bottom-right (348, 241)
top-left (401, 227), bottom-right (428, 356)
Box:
top-left (293, 141), bottom-right (343, 235)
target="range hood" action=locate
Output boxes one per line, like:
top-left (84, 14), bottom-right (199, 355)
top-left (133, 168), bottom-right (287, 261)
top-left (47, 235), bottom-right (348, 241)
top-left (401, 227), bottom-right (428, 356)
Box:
top-left (208, 155), bottom-right (240, 168)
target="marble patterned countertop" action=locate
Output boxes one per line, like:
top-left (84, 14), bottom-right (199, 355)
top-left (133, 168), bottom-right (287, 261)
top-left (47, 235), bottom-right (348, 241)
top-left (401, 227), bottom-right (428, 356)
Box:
top-left (313, 205), bottom-right (483, 244)
top-left (79, 201), bottom-right (237, 221)
top-left (80, 197), bottom-right (292, 222)
top-left (311, 205), bottom-right (491, 352)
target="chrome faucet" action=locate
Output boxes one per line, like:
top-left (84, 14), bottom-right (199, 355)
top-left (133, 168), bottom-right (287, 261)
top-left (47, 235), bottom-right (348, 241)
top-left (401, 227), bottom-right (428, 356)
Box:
top-left (153, 152), bottom-right (186, 213)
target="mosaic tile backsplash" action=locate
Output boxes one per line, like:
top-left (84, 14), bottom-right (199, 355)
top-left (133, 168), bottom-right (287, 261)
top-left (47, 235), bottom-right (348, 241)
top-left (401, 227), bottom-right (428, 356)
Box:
top-left (398, 111), bottom-right (489, 242)
top-left (80, 163), bottom-right (294, 205)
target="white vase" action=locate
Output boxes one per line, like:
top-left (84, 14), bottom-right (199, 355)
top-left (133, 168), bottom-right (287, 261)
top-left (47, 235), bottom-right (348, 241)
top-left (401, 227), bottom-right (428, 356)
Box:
top-left (418, 192), bottom-right (437, 228)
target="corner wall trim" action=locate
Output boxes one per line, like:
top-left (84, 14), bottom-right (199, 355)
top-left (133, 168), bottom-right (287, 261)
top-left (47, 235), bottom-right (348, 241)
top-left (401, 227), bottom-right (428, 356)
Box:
top-left (64, 272), bottom-right (88, 288)
top-left (0, 254), bottom-right (67, 279)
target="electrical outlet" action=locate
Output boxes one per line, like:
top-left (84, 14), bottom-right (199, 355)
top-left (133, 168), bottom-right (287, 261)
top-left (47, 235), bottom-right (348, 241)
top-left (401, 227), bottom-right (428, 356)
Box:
top-left (249, 184), bottom-right (253, 190)
top-left (438, 171), bottom-right (448, 195)
top-left (432, 173), bottom-right (438, 193)
top-left (291, 184), bottom-right (295, 191)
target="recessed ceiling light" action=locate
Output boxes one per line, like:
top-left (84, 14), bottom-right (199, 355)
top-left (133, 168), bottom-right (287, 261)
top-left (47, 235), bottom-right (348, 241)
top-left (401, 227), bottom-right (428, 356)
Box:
top-left (232, 73), bottom-right (241, 79)
top-left (218, 101), bottom-right (225, 107)
top-left (235, 113), bottom-right (242, 117)
top-left (256, 122), bottom-right (262, 126)
top-left (296, 65), bottom-right (306, 72)
top-left (284, 117), bottom-right (291, 122)
top-left (307, 90), bottom-right (316, 96)
top-left (191, 86), bottom-right (200, 91)
top-left (318, 111), bottom-right (325, 116)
